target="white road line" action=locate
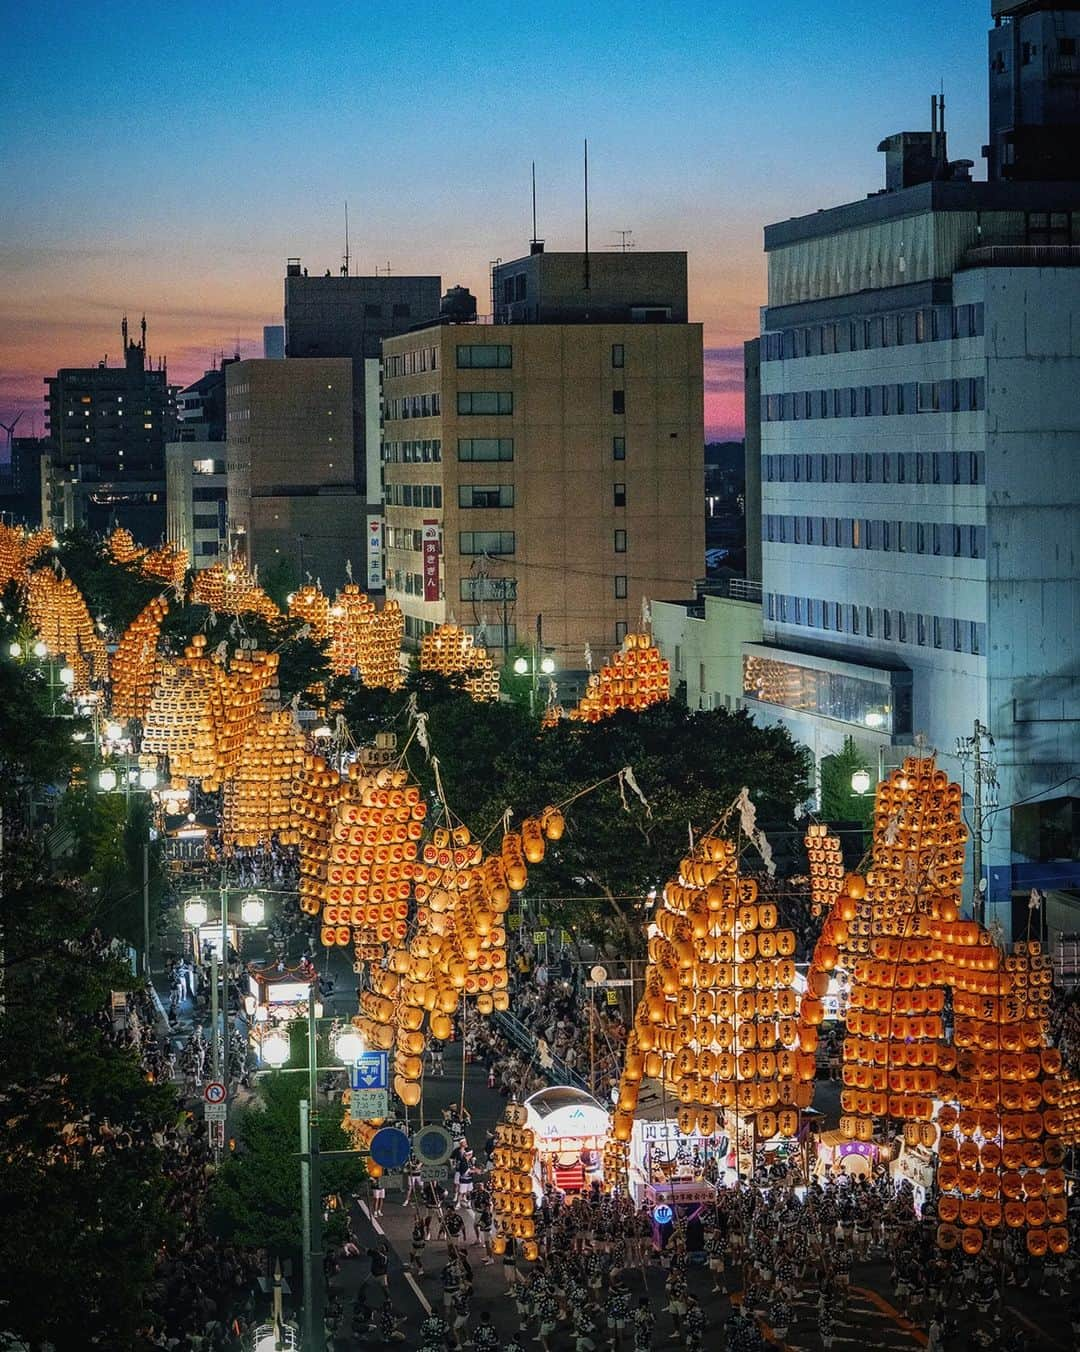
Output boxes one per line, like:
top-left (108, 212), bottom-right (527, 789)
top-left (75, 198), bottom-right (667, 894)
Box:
top-left (358, 1201), bottom-right (431, 1315)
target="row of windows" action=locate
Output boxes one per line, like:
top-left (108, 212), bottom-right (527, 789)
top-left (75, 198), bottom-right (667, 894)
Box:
top-left (383, 439), bottom-right (443, 463)
top-left (384, 346), bottom-right (439, 378)
top-left (767, 591), bottom-right (986, 655)
top-left (458, 437), bottom-right (513, 462)
top-left (394, 571), bottom-right (439, 598)
top-left (460, 531), bottom-right (516, 555)
top-left (762, 377), bottom-right (985, 422)
top-left (386, 392), bottom-right (441, 420)
top-left (764, 451), bottom-right (984, 486)
top-left (459, 484), bottom-right (514, 508)
top-left (458, 391), bottom-right (513, 416)
top-left (386, 526), bottom-right (423, 552)
top-left (764, 514), bottom-right (986, 558)
top-left (760, 303), bottom-right (984, 362)
top-left (460, 577), bottom-right (517, 601)
top-left (384, 483), bottom-right (443, 509)
top-left (456, 344), bottom-right (512, 369)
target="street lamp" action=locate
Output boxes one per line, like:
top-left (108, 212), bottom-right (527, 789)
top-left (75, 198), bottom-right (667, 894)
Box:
top-left (7, 640), bottom-right (21, 658)
top-left (105, 721), bottom-right (123, 742)
top-left (97, 767), bottom-right (118, 791)
top-left (59, 666), bottom-right (75, 686)
top-left (139, 767), bottom-right (158, 790)
top-left (32, 640), bottom-right (47, 658)
top-left (333, 1027), bottom-right (365, 1062)
top-left (241, 893), bottom-right (266, 926)
top-left (850, 769), bottom-right (872, 796)
top-left (513, 656), bottom-right (528, 675)
top-left (262, 1031), bottom-right (290, 1067)
top-left (540, 656), bottom-right (555, 674)
top-left (184, 895), bottom-right (209, 927)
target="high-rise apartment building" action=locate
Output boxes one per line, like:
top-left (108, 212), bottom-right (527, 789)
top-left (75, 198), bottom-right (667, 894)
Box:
top-left (42, 317), bottom-right (176, 542)
top-left (381, 250), bottom-right (704, 679)
top-left (283, 262), bottom-right (441, 498)
top-left (743, 0), bottom-right (1080, 934)
top-left (225, 357), bottom-right (358, 589)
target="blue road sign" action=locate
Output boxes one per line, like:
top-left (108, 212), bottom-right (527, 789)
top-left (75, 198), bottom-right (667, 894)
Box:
top-left (349, 1051), bottom-right (388, 1093)
top-left (369, 1127), bottom-right (412, 1171)
top-left (652, 1203), bottom-right (674, 1226)
top-left (413, 1124), bottom-right (454, 1165)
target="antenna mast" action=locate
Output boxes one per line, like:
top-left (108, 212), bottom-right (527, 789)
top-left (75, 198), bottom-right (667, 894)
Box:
top-left (583, 139), bottom-right (591, 301)
top-left (343, 200), bottom-right (350, 277)
top-left (531, 161), bottom-right (537, 245)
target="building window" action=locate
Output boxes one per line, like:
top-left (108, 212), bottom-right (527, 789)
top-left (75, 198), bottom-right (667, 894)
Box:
top-left (614, 575), bottom-right (628, 599)
top-left (457, 344), bottom-right (512, 368)
top-left (614, 529), bottom-right (627, 553)
top-left (364, 303), bottom-right (382, 318)
top-left (613, 436), bottom-right (625, 461)
top-left (612, 390), bottom-right (625, 415)
top-left (613, 482), bottom-right (626, 507)
top-left (458, 391), bottom-right (513, 415)
top-left (612, 344), bottom-right (625, 368)
top-left (458, 437), bottom-right (513, 461)
top-left (615, 621), bottom-right (628, 643)
top-left (459, 531), bottom-right (515, 555)
top-left (458, 484), bottom-right (514, 508)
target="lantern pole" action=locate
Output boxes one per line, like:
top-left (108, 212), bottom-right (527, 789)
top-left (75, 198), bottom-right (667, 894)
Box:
top-left (300, 992), bottom-right (325, 1352)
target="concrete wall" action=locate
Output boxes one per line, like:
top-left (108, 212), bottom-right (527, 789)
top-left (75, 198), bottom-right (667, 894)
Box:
top-left (653, 594), bottom-right (763, 711)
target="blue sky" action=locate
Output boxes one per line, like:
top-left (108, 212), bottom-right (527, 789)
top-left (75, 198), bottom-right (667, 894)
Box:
top-left (0, 0), bottom-right (991, 436)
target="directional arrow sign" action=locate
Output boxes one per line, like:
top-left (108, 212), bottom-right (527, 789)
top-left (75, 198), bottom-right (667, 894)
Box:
top-left (349, 1051), bottom-right (388, 1092)
top-left (370, 1127), bottom-right (411, 1171)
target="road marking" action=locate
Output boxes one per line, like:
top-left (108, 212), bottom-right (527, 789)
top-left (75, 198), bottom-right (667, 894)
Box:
top-left (358, 1201), bottom-right (431, 1315)
top-left (850, 1286), bottom-right (927, 1346)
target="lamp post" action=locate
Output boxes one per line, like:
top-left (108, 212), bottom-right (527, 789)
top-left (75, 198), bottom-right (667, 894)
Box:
top-left (98, 761), bottom-right (158, 977)
top-left (512, 620), bottom-right (556, 715)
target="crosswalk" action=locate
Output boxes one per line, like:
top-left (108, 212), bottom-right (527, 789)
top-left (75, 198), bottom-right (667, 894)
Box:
top-left (762, 1285), bottom-right (926, 1350)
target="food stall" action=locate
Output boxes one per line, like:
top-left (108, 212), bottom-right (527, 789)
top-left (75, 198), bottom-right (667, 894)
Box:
top-left (815, 1130), bottom-right (878, 1179)
top-left (523, 1086), bottom-right (610, 1196)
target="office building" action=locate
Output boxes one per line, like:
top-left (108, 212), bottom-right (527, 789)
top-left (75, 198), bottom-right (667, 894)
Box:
top-left (225, 357), bottom-right (358, 589)
top-left (744, 0), bottom-right (1080, 933)
top-left (166, 445), bottom-right (227, 564)
top-left (175, 360), bottom-right (236, 442)
top-left (0, 437), bottom-right (46, 527)
top-left (42, 316), bottom-right (176, 542)
top-left (283, 262), bottom-right (441, 498)
top-left (381, 251), bottom-right (704, 678)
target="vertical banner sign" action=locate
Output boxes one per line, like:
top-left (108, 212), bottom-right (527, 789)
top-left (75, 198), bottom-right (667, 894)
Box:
top-left (367, 517), bottom-right (384, 590)
top-left (422, 520), bottom-right (440, 601)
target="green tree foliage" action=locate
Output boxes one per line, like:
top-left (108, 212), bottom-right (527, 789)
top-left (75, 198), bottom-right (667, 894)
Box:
top-left (259, 555), bottom-right (301, 611)
top-left (207, 1073), bottom-right (365, 1256)
top-left (53, 526), bottom-right (162, 632)
top-left (0, 658), bottom-right (180, 1348)
top-left (819, 736), bottom-right (875, 829)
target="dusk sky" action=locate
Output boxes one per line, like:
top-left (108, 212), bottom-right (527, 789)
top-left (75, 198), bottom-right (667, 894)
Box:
top-left (2, 0), bottom-right (991, 442)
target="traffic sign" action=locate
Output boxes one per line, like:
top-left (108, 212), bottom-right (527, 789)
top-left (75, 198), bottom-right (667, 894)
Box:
top-left (652, 1203), bottom-right (673, 1226)
top-left (413, 1124), bottom-right (454, 1165)
top-left (349, 1051), bottom-right (388, 1093)
top-left (349, 1089), bottom-right (389, 1121)
top-left (203, 1080), bottom-right (227, 1105)
top-left (370, 1127), bottom-right (412, 1170)
top-left (204, 1102), bottom-right (227, 1122)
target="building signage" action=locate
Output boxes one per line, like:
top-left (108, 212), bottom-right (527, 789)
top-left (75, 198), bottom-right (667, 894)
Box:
top-left (422, 520), bottom-right (440, 601)
top-left (367, 517), bottom-right (384, 591)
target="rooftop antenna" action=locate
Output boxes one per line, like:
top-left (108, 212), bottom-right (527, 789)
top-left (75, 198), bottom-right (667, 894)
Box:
top-left (608, 230), bottom-right (635, 251)
top-left (531, 161), bottom-right (538, 244)
top-left (140, 314), bottom-right (147, 349)
top-left (121, 314), bottom-right (128, 349)
top-left (343, 200), bottom-right (350, 277)
top-left (583, 139), bottom-right (591, 304)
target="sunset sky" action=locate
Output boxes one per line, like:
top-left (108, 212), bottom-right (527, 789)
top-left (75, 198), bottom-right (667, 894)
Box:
top-left (1, 0), bottom-right (990, 443)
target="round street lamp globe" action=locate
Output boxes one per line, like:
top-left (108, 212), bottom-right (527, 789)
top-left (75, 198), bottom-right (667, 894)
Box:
top-left (184, 896), bottom-right (209, 927)
top-left (241, 894), bottom-right (265, 926)
top-left (850, 769), bottom-right (872, 796)
top-left (334, 1029), bottom-right (365, 1063)
top-left (7, 641), bottom-right (21, 658)
top-left (59, 666), bottom-right (75, 686)
top-left (32, 640), bottom-right (48, 658)
top-left (97, 767), bottom-right (117, 791)
top-left (105, 721), bottom-right (124, 741)
top-left (139, 768), bottom-right (158, 790)
top-left (261, 1032), bottom-right (290, 1067)
top-left (540, 656), bottom-right (555, 674)
top-left (513, 657), bottom-right (528, 675)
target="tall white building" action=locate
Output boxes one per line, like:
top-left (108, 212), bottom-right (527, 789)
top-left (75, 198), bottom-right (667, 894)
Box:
top-left (744, 1), bottom-right (1080, 938)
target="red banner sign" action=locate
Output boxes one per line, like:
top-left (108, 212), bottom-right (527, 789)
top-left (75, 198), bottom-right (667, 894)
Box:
top-left (422, 520), bottom-right (440, 602)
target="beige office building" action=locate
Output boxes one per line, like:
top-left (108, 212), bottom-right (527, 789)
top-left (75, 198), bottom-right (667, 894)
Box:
top-left (381, 251), bottom-right (704, 674)
top-left (225, 358), bottom-right (361, 589)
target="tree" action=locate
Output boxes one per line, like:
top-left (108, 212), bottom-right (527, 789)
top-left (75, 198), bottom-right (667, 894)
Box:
top-left (819, 736), bottom-right (875, 829)
top-left (207, 1072), bottom-right (365, 1257)
top-left (53, 526), bottom-right (161, 633)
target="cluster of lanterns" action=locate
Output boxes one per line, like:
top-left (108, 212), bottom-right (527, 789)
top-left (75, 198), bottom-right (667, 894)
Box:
top-left (106, 527), bottom-right (188, 586)
top-left (191, 558), bottom-right (279, 620)
top-left (805, 821), bottom-right (844, 918)
top-left (420, 624), bottom-right (500, 702)
top-left (105, 526), bottom-right (141, 565)
top-left (615, 834), bottom-right (805, 1145)
top-left (289, 582), bottom-right (405, 688)
top-left (293, 753), bottom-right (344, 920)
top-left (25, 568), bottom-right (107, 693)
top-left (140, 637), bottom-right (279, 789)
top-left (0, 523), bottom-right (52, 590)
top-left (490, 1103), bottom-right (538, 1260)
top-left (1059, 1074), bottom-right (1080, 1146)
top-left (110, 597), bottom-right (167, 722)
top-left (568, 633), bottom-right (669, 722)
top-left (221, 709), bottom-right (307, 846)
top-left (288, 585), bottom-right (331, 641)
top-left (349, 594), bottom-right (404, 689)
top-left (934, 939), bottom-right (1066, 1258)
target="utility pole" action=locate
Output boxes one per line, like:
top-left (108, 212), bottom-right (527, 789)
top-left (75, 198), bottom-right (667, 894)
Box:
top-left (300, 992), bottom-right (324, 1351)
top-left (957, 719), bottom-right (995, 926)
top-left (142, 839), bottom-right (151, 979)
top-left (221, 875), bottom-right (229, 1088)
top-left (210, 950), bottom-right (220, 1081)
